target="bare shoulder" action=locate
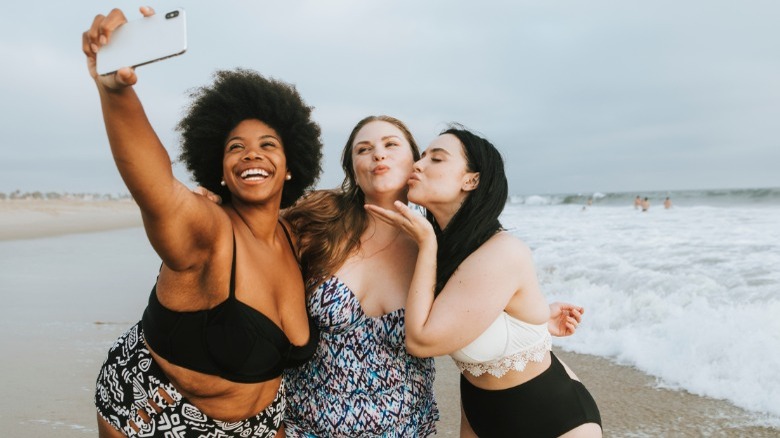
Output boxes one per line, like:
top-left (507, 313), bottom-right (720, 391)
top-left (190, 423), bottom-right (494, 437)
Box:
top-left (478, 231), bottom-right (533, 264)
top-left (447, 232), bottom-right (534, 305)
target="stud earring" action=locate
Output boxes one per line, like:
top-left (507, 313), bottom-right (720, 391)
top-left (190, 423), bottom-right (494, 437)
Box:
top-left (220, 180), bottom-right (226, 186)
top-left (285, 174), bottom-right (292, 181)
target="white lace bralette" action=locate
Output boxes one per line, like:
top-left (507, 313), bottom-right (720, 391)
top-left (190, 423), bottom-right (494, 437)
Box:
top-left (450, 312), bottom-right (552, 378)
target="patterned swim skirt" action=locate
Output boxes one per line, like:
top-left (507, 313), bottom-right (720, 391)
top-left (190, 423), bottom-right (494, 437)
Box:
top-left (95, 322), bottom-right (284, 437)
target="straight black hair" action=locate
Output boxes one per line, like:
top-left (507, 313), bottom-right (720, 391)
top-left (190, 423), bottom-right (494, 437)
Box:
top-left (432, 125), bottom-right (509, 295)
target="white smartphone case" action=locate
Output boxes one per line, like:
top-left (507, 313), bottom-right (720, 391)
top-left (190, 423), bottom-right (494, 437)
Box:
top-left (97, 9), bottom-right (187, 75)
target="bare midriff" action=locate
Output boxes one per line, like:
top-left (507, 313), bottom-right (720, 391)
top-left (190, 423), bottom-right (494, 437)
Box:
top-left (462, 351), bottom-right (553, 391)
top-left (145, 340), bottom-right (281, 422)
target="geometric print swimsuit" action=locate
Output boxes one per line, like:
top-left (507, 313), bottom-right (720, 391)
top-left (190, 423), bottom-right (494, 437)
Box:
top-left (284, 276), bottom-right (439, 437)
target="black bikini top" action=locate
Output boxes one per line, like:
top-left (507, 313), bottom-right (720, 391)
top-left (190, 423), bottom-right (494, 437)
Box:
top-left (141, 224), bottom-right (318, 383)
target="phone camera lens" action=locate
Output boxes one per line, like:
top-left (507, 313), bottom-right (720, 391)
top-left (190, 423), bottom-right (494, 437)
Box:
top-left (165, 11), bottom-right (179, 19)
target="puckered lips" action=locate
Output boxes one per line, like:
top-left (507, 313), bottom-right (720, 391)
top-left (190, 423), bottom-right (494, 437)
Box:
top-left (238, 166), bottom-right (273, 184)
top-left (371, 164), bottom-right (390, 175)
top-left (408, 172), bottom-right (421, 185)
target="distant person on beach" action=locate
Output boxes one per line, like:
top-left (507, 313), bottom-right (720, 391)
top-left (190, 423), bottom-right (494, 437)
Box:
top-left (642, 197), bottom-right (650, 212)
top-left (85, 8), bottom-right (321, 438)
top-left (201, 116), bottom-right (584, 436)
top-left (664, 196), bottom-right (672, 209)
top-left (367, 126), bottom-right (602, 437)
top-left (634, 195), bottom-right (642, 209)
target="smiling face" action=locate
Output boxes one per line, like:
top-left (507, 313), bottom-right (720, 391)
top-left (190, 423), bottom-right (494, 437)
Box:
top-left (350, 121), bottom-right (416, 203)
top-left (408, 133), bottom-right (479, 223)
top-left (221, 119), bottom-right (289, 206)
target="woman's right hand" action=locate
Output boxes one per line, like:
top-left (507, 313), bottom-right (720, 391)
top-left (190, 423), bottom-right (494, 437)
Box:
top-left (81, 7), bottom-right (155, 91)
top-left (365, 201), bottom-right (436, 250)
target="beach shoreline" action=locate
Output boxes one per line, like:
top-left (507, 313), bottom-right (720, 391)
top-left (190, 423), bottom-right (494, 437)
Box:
top-left (1, 199), bottom-right (777, 437)
top-left (0, 199), bottom-right (142, 241)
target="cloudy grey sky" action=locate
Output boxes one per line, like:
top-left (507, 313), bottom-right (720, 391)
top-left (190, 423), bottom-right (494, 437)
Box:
top-left (1, 0), bottom-right (778, 196)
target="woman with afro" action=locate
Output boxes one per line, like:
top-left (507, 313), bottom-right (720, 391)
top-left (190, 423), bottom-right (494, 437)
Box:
top-left (84, 7), bottom-right (322, 438)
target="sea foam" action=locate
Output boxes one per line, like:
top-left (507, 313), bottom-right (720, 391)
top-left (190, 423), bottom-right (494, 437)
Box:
top-left (501, 201), bottom-right (780, 424)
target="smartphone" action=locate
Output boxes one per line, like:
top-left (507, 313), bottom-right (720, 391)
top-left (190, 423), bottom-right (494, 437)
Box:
top-left (96, 9), bottom-right (187, 76)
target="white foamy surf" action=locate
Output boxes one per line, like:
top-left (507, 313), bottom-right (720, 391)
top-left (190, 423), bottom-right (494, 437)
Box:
top-left (501, 189), bottom-right (780, 425)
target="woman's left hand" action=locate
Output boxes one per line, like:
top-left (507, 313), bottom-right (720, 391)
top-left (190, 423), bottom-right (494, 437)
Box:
top-left (548, 302), bottom-right (584, 337)
top-left (365, 201), bottom-right (435, 248)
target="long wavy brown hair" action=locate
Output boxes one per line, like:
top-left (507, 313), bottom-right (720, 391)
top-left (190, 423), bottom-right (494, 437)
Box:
top-left (284, 115), bottom-right (420, 287)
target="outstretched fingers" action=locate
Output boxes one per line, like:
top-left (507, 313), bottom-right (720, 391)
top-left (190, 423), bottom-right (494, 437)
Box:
top-left (365, 201), bottom-right (436, 247)
top-left (364, 204), bottom-right (406, 228)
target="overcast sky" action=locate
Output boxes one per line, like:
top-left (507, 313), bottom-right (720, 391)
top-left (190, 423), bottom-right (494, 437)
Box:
top-left (1, 0), bottom-right (778, 196)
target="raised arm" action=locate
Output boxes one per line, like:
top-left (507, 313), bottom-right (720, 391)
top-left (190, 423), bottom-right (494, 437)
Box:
top-left (83, 8), bottom-right (223, 270)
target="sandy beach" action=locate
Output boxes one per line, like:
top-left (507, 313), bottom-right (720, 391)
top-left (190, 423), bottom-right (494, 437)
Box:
top-left (1, 199), bottom-right (777, 437)
top-left (0, 199), bottom-right (142, 241)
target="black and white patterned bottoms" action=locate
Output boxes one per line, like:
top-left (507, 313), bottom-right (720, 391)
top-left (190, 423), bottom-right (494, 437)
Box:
top-left (95, 322), bottom-right (284, 437)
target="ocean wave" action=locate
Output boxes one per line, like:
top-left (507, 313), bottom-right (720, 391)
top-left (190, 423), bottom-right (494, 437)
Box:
top-left (501, 202), bottom-right (780, 421)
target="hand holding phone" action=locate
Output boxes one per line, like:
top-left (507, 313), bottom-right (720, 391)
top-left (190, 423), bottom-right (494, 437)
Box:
top-left (96, 8), bottom-right (187, 76)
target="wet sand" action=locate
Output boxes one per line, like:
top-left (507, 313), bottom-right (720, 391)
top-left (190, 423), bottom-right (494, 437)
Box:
top-left (0, 199), bottom-right (142, 241)
top-left (1, 199), bottom-right (777, 437)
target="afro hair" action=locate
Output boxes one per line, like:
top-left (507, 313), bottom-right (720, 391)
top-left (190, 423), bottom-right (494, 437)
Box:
top-left (177, 68), bottom-right (323, 208)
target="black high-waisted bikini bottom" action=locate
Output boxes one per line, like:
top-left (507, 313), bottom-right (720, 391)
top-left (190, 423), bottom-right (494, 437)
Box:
top-left (460, 352), bottom-right (601, 437)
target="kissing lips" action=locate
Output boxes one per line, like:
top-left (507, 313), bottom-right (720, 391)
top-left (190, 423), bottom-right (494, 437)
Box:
top-left (372, 165), bottom-right (390, 175)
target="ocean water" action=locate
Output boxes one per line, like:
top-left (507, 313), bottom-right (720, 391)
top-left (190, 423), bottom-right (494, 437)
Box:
top-left (502, 187), bottom-right (780, 426)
